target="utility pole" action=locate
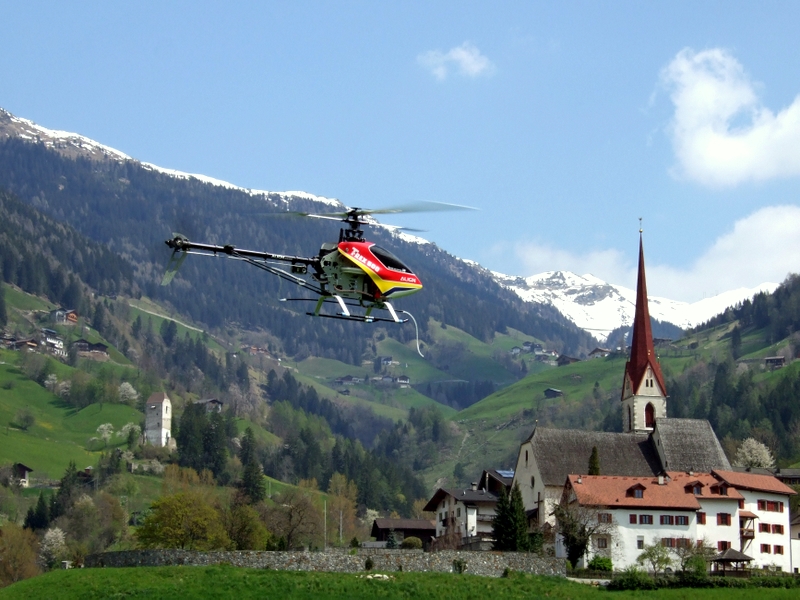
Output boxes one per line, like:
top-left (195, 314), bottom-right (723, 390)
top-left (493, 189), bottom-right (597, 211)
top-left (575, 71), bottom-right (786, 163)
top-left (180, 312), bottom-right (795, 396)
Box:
top-left (324, 499), bottom-right (327, 549)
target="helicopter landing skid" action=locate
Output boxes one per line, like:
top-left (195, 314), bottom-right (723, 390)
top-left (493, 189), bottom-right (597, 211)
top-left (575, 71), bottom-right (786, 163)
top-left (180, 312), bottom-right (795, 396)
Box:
top-left (280, 296), bottom-right (406, 324)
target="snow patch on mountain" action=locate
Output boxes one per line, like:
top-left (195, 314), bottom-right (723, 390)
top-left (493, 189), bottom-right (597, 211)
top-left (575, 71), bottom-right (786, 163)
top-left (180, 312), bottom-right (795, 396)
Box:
top-left (493, 270), bottom-right (778, 342)
top-left (0, 108), bottom-right (341, 209)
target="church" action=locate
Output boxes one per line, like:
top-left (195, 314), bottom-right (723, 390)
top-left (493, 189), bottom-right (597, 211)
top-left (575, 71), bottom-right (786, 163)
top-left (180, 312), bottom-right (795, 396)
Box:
top-left (511, 234), bottom-right (731, 528)
top-left (514, 231), bottom-right (800, 572)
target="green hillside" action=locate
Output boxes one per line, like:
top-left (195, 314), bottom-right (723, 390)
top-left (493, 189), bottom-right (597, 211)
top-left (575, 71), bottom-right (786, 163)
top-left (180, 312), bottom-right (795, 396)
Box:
top-left (0, 353), bottom-right (143, 479)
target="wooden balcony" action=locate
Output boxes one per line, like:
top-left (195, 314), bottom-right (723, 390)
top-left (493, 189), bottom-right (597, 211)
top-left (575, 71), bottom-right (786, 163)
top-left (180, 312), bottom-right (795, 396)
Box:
top-left (740, 528), bottom-right (755, 539)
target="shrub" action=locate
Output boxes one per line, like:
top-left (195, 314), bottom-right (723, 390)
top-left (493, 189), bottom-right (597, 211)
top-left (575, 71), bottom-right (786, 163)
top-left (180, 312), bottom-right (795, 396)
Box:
top-left (452, 558), bottom-right (467, 574)
top-left (588, 555), bottom-right (613, 572)
top-left (400, 536), bottom-right (422, 549)
top-left (364, 557), bottom-right (374, 571)
top-left (607, 566), bottom-right (655, 591)
top-left (350, 536), bottom-right (360, 548)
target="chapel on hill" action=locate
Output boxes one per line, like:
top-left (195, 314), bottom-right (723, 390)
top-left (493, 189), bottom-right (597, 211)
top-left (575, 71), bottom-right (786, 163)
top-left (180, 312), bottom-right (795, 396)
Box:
top-left (512, 233), bottom-right (731, 527)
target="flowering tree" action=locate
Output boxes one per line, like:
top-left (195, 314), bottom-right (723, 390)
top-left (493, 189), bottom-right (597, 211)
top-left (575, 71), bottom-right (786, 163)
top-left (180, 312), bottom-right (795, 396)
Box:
top-left (733, 438), bottom-right (775, 469)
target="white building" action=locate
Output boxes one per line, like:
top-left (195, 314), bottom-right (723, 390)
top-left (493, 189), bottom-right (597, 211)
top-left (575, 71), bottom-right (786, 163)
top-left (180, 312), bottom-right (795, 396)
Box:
top-left (423, 486), bottom-right (498, 548)
top-left (144, 392), bottom-right (172, 448)
top-left (561, 470), bottom-right (795, 571)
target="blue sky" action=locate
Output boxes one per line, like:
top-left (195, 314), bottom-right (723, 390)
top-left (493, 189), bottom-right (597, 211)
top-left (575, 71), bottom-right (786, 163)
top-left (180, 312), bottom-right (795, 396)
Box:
top-left (3, 1), bottom-right (800, 301)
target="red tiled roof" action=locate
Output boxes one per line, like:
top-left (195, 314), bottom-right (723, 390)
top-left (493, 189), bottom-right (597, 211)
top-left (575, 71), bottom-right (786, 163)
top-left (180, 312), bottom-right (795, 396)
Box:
top-left (667, 471), bottom-right (743, 500)
top-left (146, 392), bottom-right (170, 404)
top-left (712, 470), bottom-right (797, 496)
top-left (567, 474), bottom-right (700, 510)
top-left (739, 510), bottom-right (758, 519)
top-left (622, 236), bottom-right (666, 398)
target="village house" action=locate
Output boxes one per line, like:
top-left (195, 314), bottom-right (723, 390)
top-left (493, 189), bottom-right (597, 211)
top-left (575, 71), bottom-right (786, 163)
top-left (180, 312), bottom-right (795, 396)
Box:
top-left (40, 328), bottom-right (66, 358)
top-left (562, 469), bottom-right (795, 572)
top-left (424, 484), bottom-right (498, 549)
top-left (764, 356), bottom-right (786, 370)
top-left (395, 374), bottom-right (410, 388)
top-left (12, 463), bottom-right (33, 488)
top-left (477, 468), bottom-right (514, 497)
top-left (195, 398), bottom-right (224, 413)
top-left (544, 388), bottom-right (563, 399)
top-left (588, 347), bottom-right (611, 359)
top-left (557, 354), bottom-right (581, 367)
top-left (370, 518), bottom-right (436, 547)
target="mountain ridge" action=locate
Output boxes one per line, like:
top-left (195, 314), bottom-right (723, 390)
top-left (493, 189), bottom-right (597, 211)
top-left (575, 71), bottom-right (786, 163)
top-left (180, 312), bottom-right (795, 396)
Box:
top-left (0, 106), bottom-right (774, 346)
top-left (493, 269), bottom-right (778, 343)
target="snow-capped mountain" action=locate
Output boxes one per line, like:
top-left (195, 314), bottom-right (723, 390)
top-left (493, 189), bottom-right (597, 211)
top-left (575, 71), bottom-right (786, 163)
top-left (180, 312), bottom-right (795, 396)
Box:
top-left (493, 270), bottom-right (779, 343)
top-left (1, 107), bottom-right (779, 343)
top-left (0, 108), bottom-right (341, 209)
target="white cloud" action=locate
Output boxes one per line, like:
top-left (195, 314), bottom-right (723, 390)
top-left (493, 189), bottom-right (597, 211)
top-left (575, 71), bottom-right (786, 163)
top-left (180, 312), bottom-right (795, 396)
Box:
top-left (514, 205), bottom-right (800, 302)
top-left (662, 48), bottom-right (800, 187)
top-left (418, 42), bottom-right (494, 81)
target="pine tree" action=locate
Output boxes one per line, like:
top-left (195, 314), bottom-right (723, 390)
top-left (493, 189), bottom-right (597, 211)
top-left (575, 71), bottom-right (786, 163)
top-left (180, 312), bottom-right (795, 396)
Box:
top-left (386, 529), bottom-right (398, 549)
top-left (491, 487), bottom-right (512, 550)
top-left (588, 446), bottom-right (600, 475)
top-left (240, 427), bottom-right (265, 503)
top-left (508, 482), bottom-right (530, 552)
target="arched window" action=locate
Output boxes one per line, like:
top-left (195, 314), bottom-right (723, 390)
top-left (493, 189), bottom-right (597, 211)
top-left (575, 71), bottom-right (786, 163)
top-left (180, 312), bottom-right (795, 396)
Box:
top-left (645, 403), bottom-right (655, 428)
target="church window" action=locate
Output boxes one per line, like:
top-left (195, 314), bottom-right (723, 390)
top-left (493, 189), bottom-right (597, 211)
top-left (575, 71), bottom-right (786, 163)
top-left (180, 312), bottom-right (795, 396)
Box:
top-left (525, 450), bottom-right (529, 466)
top-left (530, 476), bottom-right (535, 488)
top-left (645, 403), bottom-right (655, 428)
top-left (627, 406), bottom-right (632, 430)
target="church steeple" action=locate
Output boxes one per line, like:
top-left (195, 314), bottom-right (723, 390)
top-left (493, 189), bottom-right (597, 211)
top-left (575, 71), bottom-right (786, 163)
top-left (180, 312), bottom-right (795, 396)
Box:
top-left (621, 230), bottom-right (667, 433)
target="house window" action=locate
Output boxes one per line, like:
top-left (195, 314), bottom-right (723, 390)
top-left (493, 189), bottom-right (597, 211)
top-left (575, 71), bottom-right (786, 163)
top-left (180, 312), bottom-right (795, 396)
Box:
top-left (774, 545), bottom-right (784, 555)
top-left (598, 513), bottom-right (612, 523)
top-left (760, 500), bottom-right (783, 512)
top-left (629, 514), bottom-right (637, 524)
top-left (676, 538), bottom-right (691, 548)
top-left (637, 537), bottom-right (644, 550)
top-left (457, 508), bottom-right (461, 518)
top-left (633, 488), bottom-right (643, 498)
top-left (760, 523), bottom-right (771, 533)
top-left (660, 515), bottom-right (674, 525)
top-left (738, 499), bottom-right (744, 509)
top-left (697, 512), bottom-right (706, 525)
top-left (716, 513), bottom-right (731, 526)
top-left (661, 538), bottom-right (676, 548)
top-left (718, 541), bottom-right (731, 551)
top-left (693, 485), bottom-right (702, 496)
top-left (675, 516), bottom-right (688, 526)
top-left (596, 537), bottom-right (608, 549)
top-left (639, 514), bottom-right (653, 525)
top-left (761, 544), bottom-right (771, 554)
top-left (772, 524), bottom-right (784, 535)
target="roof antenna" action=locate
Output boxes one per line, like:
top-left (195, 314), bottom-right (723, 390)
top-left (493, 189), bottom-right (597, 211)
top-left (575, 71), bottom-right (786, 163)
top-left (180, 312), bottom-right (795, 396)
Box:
top-left (639, 217), bottom-right (643, 234)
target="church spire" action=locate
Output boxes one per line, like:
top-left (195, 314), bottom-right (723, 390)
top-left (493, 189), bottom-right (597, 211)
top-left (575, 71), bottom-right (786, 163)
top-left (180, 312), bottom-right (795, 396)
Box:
top-left (621, 229), bottom-right (667, 432)
top-left (625, 232), bottom-right (666, 395)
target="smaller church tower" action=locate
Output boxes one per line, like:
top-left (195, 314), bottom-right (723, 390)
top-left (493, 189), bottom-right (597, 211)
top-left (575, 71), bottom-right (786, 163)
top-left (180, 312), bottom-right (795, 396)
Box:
top-left (621, 232), bottom-right (667, 433)
top-left (144, 392), bottom-right (172, 447)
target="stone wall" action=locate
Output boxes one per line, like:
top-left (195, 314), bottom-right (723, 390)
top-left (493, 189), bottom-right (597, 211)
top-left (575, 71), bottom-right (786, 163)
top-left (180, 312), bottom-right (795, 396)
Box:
top-left (85, 548), bottom-right (566, 578)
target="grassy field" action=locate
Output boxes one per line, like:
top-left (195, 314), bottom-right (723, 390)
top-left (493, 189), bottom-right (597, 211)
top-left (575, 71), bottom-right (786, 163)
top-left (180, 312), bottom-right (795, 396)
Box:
top-left (2, 567), bottom-right (798, 600)
top-left (0, 356), bottom-right (143, 480)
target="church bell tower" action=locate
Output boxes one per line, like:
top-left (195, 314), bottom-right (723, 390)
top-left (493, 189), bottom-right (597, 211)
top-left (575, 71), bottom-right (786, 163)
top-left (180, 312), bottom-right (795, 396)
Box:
top-left (621, 231), bottom-right (667, 433)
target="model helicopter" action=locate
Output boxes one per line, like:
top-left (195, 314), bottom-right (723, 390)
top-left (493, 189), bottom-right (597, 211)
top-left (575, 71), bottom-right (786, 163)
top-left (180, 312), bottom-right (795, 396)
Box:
top-left (162, 202), bottom-right (471, 330)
